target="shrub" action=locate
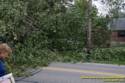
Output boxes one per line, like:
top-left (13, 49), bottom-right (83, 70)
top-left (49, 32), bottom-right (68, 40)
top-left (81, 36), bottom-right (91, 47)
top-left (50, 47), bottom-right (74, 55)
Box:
top-left (56, 51), bottom-right (87, 63)
top-left (91, 47), bottom-right (125, 63)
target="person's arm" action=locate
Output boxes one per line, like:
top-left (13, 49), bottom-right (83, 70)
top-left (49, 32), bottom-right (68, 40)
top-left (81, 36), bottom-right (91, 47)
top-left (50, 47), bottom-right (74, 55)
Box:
top-left (0, 60), bottom-right (6, 77)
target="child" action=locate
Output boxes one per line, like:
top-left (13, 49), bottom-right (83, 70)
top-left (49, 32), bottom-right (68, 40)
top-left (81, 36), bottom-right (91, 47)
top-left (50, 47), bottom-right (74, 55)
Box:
top-left (0, 43), bottom-right (12, 77)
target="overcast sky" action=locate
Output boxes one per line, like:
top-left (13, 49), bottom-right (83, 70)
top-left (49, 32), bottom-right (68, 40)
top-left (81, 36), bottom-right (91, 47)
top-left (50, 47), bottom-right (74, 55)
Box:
top-left (70, 0), bottom-right (109, 15)
top-left (71, 0), bottom-right (108, 15)
top-left (93, 0), bottom-right (108, 15)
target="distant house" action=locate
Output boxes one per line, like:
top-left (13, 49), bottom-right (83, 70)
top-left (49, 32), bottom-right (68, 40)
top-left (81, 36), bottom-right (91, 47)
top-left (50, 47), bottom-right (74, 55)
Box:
top-left (109, 18), bottom-right (125, 45)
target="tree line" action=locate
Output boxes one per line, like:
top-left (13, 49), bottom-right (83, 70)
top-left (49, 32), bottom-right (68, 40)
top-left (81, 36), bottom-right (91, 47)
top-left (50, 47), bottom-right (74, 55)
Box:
top-left (0, 0), bottom-right (112, 51)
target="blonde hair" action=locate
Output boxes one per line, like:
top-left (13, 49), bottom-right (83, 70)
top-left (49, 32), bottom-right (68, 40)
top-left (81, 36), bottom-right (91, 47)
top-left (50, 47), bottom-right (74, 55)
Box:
top-left (0, 43), bottom-right (12, 55)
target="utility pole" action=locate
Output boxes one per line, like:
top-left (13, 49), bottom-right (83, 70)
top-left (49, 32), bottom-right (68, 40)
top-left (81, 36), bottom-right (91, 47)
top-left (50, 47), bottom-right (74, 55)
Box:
top-left (86, 0), bottom-right (92, 55)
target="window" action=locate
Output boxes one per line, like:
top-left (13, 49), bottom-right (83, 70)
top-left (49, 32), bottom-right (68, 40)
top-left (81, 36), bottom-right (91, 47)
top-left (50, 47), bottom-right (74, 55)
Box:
top-left (118, 31), bottom-right (125, 37)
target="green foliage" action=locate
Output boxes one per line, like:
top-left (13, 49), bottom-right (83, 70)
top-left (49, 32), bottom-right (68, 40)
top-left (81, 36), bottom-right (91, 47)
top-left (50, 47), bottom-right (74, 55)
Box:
top-left (0, 0), bottom-right (109, 51)
top-left (92, 27), bottom-right (111, 47)
top-left (45, 11), bottom-right (85, 51)
top-left (90, 47), bottom-right (125, 63)
top-left (75, 0), bottom-right (88, 15)
top-left (10, 32), bottom-right (57, 67)
top-left (56, 47), bottom-right (125, 64)
top-left (0, 0), bottom-right (27, 43)
top-left (101, 0), bottom-right (124, 18)
top-left (56, 51), bottom-right (87, 63)
top-left (0, 0), bottom-right (119, 76)
top-left (92, 16), bottom-right (111, 47)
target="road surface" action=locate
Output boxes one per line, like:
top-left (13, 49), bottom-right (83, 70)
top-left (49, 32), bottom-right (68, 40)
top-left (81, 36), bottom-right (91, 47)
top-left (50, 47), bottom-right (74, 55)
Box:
top-left (16, 63), bottom-right (125, 83)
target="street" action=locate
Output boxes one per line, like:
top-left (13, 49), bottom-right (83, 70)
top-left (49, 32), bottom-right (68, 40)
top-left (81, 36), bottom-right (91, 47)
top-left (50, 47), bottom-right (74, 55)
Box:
top-left (16, 63), bottom-right (125, 83)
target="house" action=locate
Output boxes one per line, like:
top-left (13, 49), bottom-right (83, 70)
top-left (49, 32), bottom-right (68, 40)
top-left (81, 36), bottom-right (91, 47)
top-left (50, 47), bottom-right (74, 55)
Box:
top-left (109, 18), bottom-right (125, 45)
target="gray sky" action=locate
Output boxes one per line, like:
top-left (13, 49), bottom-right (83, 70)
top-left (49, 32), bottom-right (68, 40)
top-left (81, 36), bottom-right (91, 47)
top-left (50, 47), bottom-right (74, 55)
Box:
top-left (71, 0), bottom-right (109, 15)
top-left (93, 0), bottom-right (108, 15)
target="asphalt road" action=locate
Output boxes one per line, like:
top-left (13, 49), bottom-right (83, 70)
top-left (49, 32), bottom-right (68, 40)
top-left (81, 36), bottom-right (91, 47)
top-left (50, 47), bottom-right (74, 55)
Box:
top-left (16, 63), bottom-right (125, 83)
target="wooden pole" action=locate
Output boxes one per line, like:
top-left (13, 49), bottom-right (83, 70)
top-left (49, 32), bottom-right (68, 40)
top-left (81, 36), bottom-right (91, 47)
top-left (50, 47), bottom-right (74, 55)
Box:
top-left (87, 0), bottom-right (92, 54)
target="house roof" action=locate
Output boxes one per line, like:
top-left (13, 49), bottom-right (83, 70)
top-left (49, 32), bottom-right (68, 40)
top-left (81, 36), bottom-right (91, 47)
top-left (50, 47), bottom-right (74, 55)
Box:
top-left (110, 18), bottom-right (125, 31)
